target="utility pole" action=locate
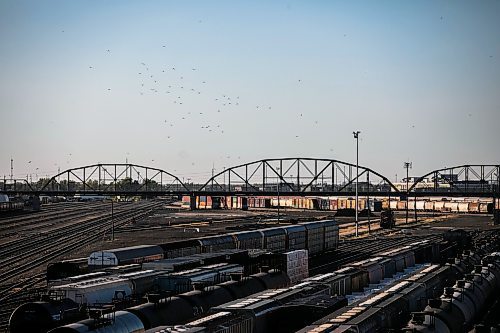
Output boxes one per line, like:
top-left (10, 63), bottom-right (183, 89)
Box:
top-left (404, 162), bottom-right (412, 224)
top-left (353, 131), bottom-right (360, 237)
top-left (367, 172), bottom-right (371, 234)
top-left (212, 163), bottom-right (215, 191)
top-left (277, 167), bottom-right (280, 223)
top-left (111, 199), bottom-right (114, 241)
top-left (10, 158), bottom-right (13, 181)
top-left (126, 157), bottom-right (128, 179)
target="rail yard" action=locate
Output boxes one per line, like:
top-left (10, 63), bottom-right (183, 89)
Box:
top-left (0, 197), bottom-right (498, 333)
top-left (2, 0), bottom-right (499, 332)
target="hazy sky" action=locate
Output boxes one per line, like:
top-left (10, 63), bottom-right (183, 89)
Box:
top-left (1, 1), bottom-right (499, 182)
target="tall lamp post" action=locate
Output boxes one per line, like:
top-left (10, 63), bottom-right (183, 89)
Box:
top-left (353, 131), bottom-right (360, 237)
top-left (277, 167), bottom-right (280, 223)
top-left (404, 162), bottom-right (412, 224)
top-left (111, 199), bottom-right (114, 241)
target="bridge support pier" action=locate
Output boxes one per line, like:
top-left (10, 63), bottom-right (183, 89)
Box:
top-left (190, 195), bottom-right (197, 210)
top-left (494, 196), bottom-right (499, 225)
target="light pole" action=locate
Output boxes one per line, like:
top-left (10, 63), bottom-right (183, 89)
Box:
top-left (404, 162), bottom-right (412, 224)
top-left (353, 131), bottom-right (360, 237)
top-left (277, 167), bottom-right (280, 223)
top-left (111, 199), bottom-right (114, 241)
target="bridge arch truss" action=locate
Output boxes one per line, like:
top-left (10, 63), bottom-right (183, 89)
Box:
top-left (409, 164), bottom-right (500, 197)
top-left (36, 164), bottom-right (189, 195)
top-left (198, 158), bottom-right (399, 196)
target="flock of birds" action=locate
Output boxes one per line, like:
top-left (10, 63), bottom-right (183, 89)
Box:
top-left (84, 45), bottom-right (331, 144)
top-left (78, 12), bottom-right (483, 163)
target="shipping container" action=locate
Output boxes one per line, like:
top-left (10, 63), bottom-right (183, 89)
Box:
top-left (424, 201), bottom-right (435, 211)
top-left (415, 201), bottom-right (426, 211)
top-left (444, 201), bottom-right (459, 212)
top-left (433, 201), bottom-right (446, 211)
top-left (373, 200), bottom-right (383, 212)
top-left (338, 198), bottom-right (348, 210)
top-left (479, 202), bottom-right (490, 213)
top-left (181, 196), bottom-right (191, 209)
top-left (330, 199), bottom-right (338, 211)
top-left (381, 199), bottom-right (389, 210)
top-left (468, 202), bottom-right (480, 213)
top-left (458, 202), bottom-right (470, 213)
top-left (389, 201), bottom-right (398, 210)
top-left (346, 198), bottom-right (356, 209)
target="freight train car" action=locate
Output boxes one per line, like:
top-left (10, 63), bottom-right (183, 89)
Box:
top-left (88, 245), bottom-right (164, 269)
top-left (44, 270), bottom-right (290, 333)
top-left (47, 258), bottom-right (89, 282)
top-left (158, 220), bottom-right (339, 260)
top-left (404, 252), bottom-right (500, 333)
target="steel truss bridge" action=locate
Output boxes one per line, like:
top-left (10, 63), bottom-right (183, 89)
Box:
top-left (1, 159), bottom-right (499, 199)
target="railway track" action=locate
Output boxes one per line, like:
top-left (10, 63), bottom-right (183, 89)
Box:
top-left (0, 202), bottom-right (159, 290)
top-left (309, 234), bottom-right (442, 275)
top-left (0, 201), bottom-right (162, 289)
top-left (0, 201), bottom-right (164, 332)
top-left (0, 205), bottom-right (475, 332)
top-left (0, 203), bottom-right (144, 257)
top-left (0, 201), bottom-right (107, 221)
top-left (0, 202), bottom-right (115, 233)
top-left (0, 278), bottom-right (46, 332)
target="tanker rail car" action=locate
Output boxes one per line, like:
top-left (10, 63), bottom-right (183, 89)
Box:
top-left (404, 252), bottom-right (500, 333)
top-left (38, 270), bottom-right (289, 333)
top-left (127, 240), bottom-right (482, 333)
top-left (12, 230), bottom-right (499, 333)
top-left (297, 235), bottom-right (500, 333)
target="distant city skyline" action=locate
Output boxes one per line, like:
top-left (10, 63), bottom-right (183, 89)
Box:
top-left (1, 1), bottom-right (499, 181)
